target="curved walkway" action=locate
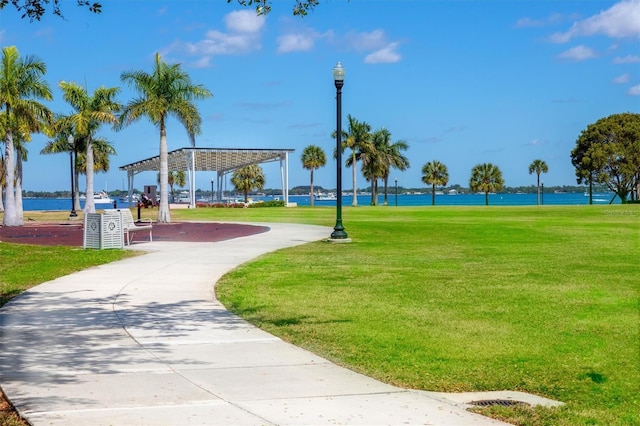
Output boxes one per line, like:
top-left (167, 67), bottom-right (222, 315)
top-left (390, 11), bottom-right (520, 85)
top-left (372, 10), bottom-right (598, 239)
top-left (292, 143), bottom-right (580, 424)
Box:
top-left (0, 223), bottom-right (507, 425)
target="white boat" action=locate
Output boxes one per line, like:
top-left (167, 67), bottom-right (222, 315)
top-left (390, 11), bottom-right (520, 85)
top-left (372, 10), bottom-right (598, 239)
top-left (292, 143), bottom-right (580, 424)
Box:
top-left (315, 193), bottom-right (337, 201)
top-left (80, 191), bottom-right (114, 205)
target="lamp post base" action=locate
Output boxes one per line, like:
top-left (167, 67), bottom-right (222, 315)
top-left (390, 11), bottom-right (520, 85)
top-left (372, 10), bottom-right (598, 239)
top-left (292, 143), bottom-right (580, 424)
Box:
top-left (329, 223), bottom-right (350, 243)
top-left (327, 236), bottom-right (352, 244)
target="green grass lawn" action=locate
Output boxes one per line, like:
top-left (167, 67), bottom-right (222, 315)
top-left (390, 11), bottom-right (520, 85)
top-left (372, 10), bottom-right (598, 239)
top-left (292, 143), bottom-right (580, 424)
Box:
top-left (207, 205), bottom-right (639, 426)
top-left (0, 243), bottom-right (134, 306)
top-left (3, 205), bottom-right (638, 425)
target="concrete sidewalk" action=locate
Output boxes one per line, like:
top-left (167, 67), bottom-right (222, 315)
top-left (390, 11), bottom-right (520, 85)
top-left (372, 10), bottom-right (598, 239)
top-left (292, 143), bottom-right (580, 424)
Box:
top-left (0, 223), bottom-right (508, 425)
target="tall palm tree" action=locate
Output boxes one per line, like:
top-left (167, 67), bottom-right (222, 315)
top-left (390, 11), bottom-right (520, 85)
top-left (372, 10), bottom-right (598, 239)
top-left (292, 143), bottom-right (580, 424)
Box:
top-left (373, 128), bottom-right (410, 206)
top-left (41, 116), bottom-right (115, 211)
top-left (58, 81), bottom-right (120, 214)
top-left (1, 111), bottom-right (36, 218)
top-left (0, 46), bottom-right (52, 226)
top-left (120, 52), bottom-right (212, 223)
top-left (340, 115), bottom-right (371, 206)
top-left (301, 145), bottom-right (326, 207)
top-left (469, 163), bottom-right (504, 206)
top-left (0, 152), bottom-right (5, 212)
top-left (230, 164), bottom-right (265, 203)
top-left (422, 160), bottom-right (449, 206)
top-left (528, 159), bottom-right (548, 205)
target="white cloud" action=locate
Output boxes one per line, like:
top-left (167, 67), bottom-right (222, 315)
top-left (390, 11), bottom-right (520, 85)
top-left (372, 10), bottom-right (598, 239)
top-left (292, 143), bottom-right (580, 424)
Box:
top-left (612, 73), bottom-right (630, 83)
top-left (340, 29), bottom-right (402, 64)
top-left (558, 45), bottom-right (597, 61)
top-left (550, 0), bottom-right (640, 43)
top-left (224, 10), bottom-right (265, 34)
top-left (277, 30), bottom-right (320, 53)
top-left (613, 54), bottom-right (640, 63)
top-left (628, 84), bottom-right (640, 95)
top-left (527, 139), bottom-right (545, 146)
top-left (365, 43), bottom-right (402, 64)
top-left (163, 10), bottom-right (265, 67)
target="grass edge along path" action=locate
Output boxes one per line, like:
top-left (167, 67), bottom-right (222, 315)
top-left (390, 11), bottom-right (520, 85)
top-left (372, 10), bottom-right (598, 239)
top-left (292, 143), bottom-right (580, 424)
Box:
top-left (0, 242), bottom-right (134, 425)
top-left (211, 205), bottom-right (639, 426)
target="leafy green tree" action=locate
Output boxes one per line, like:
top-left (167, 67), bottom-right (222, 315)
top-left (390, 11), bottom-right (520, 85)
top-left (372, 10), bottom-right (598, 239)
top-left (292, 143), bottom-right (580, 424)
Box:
top-left (422, 160), bottom-right (449, 206)
top-left (231, 0), bottom-right (319, 16)
top-left (0, 46), bottom-right (52, 226)
top-left (231, 164), bottom-right (265, 203)
top-left (58, 81), bottom-right (120, 214)
top-left (119, 52), bottom-right (212, 223)
top-left (0, 0), bottom-right (101, 21)
top-left (469, 163), bottom-right (504, 206)
top-left (339, 114), bottom-right (371, 206)
top-left (4, 0), bottom-right (319, 21)
top-left (301, 144), bottom-right (326, 207)
top-left (571, 113), bottom-right (640, 204)
top-left (374, 128), bottom-right (409, 206)
top-left (528, 159), bottom-right (548, 206)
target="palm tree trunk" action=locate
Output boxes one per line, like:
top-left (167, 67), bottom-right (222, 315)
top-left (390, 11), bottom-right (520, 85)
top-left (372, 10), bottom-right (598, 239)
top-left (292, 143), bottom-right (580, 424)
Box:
top-left (351, 151), bottom-right (357, 206)
top-left (310, 169), bottom-right (315, 207)
top-left (536, 174), bottom-right (541, 205)
top-left (485, 190), bottom-right (489, 206)
top-left (432, 183), bottom-right (436, 206)
top-left (157, 122), bottom-right (171, 223)
top-left (15, 152), bottom-right (24, 225)
top-left (3, 129), bottom-right (19, 226)
top-left (382, 175), bottom-right (389, 206)
top-left (84, 136), bottom-right (96, 213)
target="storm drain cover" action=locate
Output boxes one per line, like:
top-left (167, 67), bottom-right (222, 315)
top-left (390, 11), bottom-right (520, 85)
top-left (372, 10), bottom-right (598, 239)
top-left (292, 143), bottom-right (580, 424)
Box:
top-left (469, 399), bottom-right (531, 407)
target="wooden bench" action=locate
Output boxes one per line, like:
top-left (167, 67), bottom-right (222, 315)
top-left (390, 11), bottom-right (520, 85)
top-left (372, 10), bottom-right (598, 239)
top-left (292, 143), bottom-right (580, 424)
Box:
top-left (105, 209), bottom-right (153, 245)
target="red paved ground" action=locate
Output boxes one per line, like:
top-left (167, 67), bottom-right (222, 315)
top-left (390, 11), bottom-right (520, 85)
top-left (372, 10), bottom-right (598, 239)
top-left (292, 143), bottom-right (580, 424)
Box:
top-left (0, 222), bottom-right (269, 247)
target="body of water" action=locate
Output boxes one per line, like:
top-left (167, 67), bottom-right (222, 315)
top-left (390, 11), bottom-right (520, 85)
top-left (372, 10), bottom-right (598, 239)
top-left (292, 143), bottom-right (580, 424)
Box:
top-left (21, 192), bottom-right (618, 211)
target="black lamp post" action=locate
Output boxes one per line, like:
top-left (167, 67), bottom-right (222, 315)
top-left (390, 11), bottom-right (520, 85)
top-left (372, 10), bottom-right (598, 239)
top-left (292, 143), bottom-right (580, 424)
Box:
top-left (541, 181), bottom-right (544, 205)
top-left (68, 134), bottom-right (77, 218)
top-left (395, 178), bottom-right (398, 207)
top-left (211, 177), bottom-right (214, 204)
top-left (330, 62), bottom-right (348, 240)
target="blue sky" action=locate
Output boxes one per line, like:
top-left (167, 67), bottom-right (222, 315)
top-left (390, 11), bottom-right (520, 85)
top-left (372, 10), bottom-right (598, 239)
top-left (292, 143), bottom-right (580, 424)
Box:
top-left (2, 0), bottom-right (639, 193)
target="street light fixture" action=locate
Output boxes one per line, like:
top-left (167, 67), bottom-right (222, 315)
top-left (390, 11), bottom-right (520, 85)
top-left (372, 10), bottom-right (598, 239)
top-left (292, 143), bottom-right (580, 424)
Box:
top-left (330, 62), bottom-right (349, 241)
top-left (68, 134), bottom-right (77, 218)
top-left (211, 177), bottom-right (214, 204)
top-left (541, 181), bottom-right (544, 205)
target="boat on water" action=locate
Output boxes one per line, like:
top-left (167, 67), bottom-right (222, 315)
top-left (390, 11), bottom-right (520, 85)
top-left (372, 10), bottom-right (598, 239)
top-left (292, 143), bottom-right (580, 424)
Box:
top-left (80, 191), bottom-right (115, 205)
top-left (315, 193), bottom-right (337, 201)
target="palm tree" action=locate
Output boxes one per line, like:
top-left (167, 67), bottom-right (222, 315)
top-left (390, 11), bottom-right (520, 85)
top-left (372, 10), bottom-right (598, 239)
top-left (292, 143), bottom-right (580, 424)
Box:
top-left (58, 81), bottom-right (120, 214)
top-left (373, 128), bottom-right (410, 206)
top-left (0, 152), bottom-right (5, 212)
top-left (230, 164), bottom-right (265, 203)
top-left (528, 159), bottom-right (549, 205)
top-left (301, 145), bottom-right (326, 207)
top-left (469, 163), bottom-right (504, 206)
top-left (422, 160), bottom-right (449, 206)
top-left (120, 52), bottom-right (212, 223)
top-left (1, 111), bottom-right (38, 219)
top-left (0, 46), bottom-right (52, 226)
top-left (340, 115), bottom-right (371, 206)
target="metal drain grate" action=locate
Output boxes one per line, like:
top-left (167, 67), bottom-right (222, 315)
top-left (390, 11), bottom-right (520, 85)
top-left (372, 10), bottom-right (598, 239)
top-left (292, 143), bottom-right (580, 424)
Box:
top-left (469, 399), bottom-right (530, 407)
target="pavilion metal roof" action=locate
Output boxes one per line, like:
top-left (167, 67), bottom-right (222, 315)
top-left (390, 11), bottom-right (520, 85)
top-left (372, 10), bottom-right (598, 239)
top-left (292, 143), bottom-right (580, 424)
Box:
top-left (119, 147), bottom-right (295, 175)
